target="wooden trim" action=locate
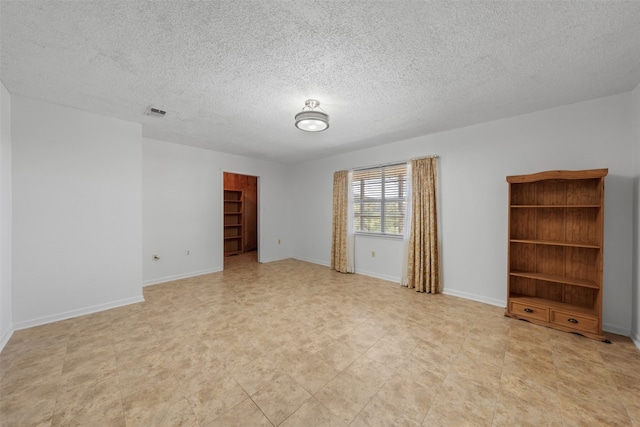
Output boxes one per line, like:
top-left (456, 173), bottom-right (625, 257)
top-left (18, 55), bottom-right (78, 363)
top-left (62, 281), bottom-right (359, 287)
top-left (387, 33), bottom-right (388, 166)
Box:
top-left (507, 168), bottom-right (608, 183)
top-left (510, 239), bottom-right (600, 249)
top-left (509, 272), bottom-right (599, 289)
top-left (510, 204), bottom-right (600, 208)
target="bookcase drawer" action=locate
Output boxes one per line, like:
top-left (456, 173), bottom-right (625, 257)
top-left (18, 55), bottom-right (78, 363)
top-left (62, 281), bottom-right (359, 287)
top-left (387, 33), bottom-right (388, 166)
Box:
top-left (509, 301), bottom-right (549, 322)
top-left (550, 311), bottom-right (598, 334)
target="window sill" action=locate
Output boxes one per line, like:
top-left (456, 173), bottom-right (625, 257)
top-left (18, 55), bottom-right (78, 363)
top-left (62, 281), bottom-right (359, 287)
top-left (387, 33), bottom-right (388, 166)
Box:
top-left (354, 232), bottom-right (404, 241)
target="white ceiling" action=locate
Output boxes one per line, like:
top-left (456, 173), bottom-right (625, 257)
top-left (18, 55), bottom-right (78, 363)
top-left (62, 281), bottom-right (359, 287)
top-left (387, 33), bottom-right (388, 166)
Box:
top-left (1, 1), bottom-right (639, 164)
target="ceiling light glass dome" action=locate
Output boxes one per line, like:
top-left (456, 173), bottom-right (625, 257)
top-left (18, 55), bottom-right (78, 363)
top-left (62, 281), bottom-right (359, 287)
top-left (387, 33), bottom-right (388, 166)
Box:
top-left (295, 99), bottom-right (329, 132)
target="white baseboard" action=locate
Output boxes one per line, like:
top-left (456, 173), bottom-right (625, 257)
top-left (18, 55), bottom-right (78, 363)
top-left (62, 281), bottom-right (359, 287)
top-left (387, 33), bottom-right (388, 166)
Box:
top-left (0, 325), bottom-right (14, 352)
top-left (631, 329), bottom-right (640, 350)
top-left (442, 288), bottom-right (506, 308)
top-left (602, 322), bottom-right (631, 337)
top-left (12, 295), bottom-right (144, 331)
top-left (291, 256), bottom-right (330, 267)
top-left (259, 255), bottom-right (293, 264)
top-left (290, 257), bottom-right (400, 283)
top-left (143, 268), bottom-right (222, 287)
top-left (354, 269), bottom-right (400, 284)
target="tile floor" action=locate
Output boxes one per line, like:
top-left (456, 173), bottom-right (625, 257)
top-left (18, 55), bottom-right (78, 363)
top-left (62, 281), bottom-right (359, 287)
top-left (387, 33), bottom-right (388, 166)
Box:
top-left (1, 254), bottom-right (639, 426)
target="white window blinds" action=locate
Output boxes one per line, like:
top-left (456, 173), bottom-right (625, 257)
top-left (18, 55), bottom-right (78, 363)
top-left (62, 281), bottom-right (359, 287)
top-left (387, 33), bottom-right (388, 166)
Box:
top-left (352, 163), bottom-right (407, 235)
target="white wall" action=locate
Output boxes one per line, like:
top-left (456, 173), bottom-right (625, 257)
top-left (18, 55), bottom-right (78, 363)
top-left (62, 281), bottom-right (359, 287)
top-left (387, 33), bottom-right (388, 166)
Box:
top-left (292, 93), bottom-right (635, 335)
top-left (0, 82), bottom-right (12, 350)
top-left (354, 234), bottom-right (404, 282)
top-left (142, 138), bottom-right (292, 285)
top-left (632, 83), bottom-right (640, 348)
top-left (12, 96), bottom-right (143, 328)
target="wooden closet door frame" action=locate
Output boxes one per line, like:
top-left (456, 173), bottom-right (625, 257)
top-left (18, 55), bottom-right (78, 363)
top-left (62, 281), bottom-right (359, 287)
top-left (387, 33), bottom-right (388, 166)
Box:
top-left (221, 170), bottom-right (260, 267)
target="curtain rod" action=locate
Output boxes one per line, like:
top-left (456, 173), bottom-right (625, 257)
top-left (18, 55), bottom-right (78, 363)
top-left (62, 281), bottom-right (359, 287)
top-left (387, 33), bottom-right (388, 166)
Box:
top-left (346, 155), bottom-right (439, 172)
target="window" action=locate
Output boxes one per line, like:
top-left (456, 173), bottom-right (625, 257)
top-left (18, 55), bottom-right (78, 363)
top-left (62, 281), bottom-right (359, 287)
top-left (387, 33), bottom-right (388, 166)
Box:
top-left (352, 163), bottom-right (407, 235)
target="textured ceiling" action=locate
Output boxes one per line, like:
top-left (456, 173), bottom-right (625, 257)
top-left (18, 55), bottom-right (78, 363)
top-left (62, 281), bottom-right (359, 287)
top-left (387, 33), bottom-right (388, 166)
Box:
top-left (1, 1), bottom-right (640, 164)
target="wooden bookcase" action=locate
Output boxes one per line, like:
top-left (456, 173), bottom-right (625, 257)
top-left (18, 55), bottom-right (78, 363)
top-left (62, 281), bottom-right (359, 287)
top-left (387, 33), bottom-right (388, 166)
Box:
top-left (223, 189), bottom-right (243, 256)
top-left (504, 169), bottom-right (608, 341)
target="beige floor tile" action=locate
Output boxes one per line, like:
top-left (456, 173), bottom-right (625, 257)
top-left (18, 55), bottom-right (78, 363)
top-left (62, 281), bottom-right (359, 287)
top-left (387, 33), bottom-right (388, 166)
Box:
top-left (287, 354), bottom-right (340, 394)
top-left (507, 320), bottom-right (551, 342)
top-left (599, 347), bottom-right (640, 377)
top-left (9, 321), bottom-right (73, 342)
top-left (459, 333), bottom-right (508, 365)
top-left (374, 371), bottom-right (434, 423)
top-left (417, 323), bottom-right (467, 353)
top-left (362, 340), bottom-right (407, 374)
top-left (599, 333), bottom-right (640, 354)
top-left (556, 375), bottom-right (624, 410)
top-left (231, 355), bottom-right (285, 395)
top-left (1, 361), bottom-right (63, 396)
top-left (1, 254), bottom-right (639, 426)
top-left (65, 330), bottom-right (113, 352)
top-left (59, 347), bottom-right (117, 387)
top-left (1, 340), bottom-right (66, 377)
top-left (263, 346), bottom-right (312, 370)
top-left (501, 351), bottom-right (558, 389)
top-left (113, 324), bottom-right (157, 348)
top-left (559, 393), bottom-right (634, 426)
top-left (297, 331), bottom-right (335, 354)
top-left (315, 371), bottom-right (377, 424)
top-left (317, 339), bottom-right (362, 372)
top-left (209, 398), bottom-right (273, 427)
top-left (394, 360), bottom-right (448, 393)
top-left (411, 338), bottom-right (458, 370)
top-left (552, 338), bottom-right (606, 366)
top-left (620, 389), bottom-right (640, 425)
top-left (123, 397), bottom-right (199, 427)
top-left (280, 397), bottom-right (346, 427)
top-left (352, 395), bottom-right (422, 427)
top-left (423, 373), bottom-right (498, 427)
top-left (178, 369), bottom-right (248, 425)
top-left (505, 337), bottom-right (554, 362)
top-left (376, 333), bottom-right (420, 354)
top-left (314, 318), bottom-right (361, 340)
top-left (493, 375), bottom-right (562, 427)
top-left (52, 376), bottom-right (125, 427)
top-left (116, 344), bottom-right (174, 387)
top-left (344, 356), bottom-right (396, 391)
top-left (0, 391), bottom-right (56, 427)
top-left (611, 371), bottom-right (640, 423)
top-left (337, 324), bottom-right (384, 353)
top-left (554, 361), bottom-right (617, 390)
top-left (162, 339), bottom-right (222, 378)
top-left (121, 375), bottom-right (198, 426)
top-left (251, 373), bottom-right (312, 425)
top-left (448, 350), bottom-right (503, 388)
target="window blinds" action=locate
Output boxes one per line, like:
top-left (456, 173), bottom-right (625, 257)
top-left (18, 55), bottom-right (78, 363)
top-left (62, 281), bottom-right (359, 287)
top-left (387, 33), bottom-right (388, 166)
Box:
top-left (352, 163), bottom-right (407, 235)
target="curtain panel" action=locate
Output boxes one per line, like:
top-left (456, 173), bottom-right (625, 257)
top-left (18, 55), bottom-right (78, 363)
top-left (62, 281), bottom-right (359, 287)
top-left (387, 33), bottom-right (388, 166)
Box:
top-left (330, 170), bottom-right (355, 273)
top-left (406, 157), bottom-right (441, 293)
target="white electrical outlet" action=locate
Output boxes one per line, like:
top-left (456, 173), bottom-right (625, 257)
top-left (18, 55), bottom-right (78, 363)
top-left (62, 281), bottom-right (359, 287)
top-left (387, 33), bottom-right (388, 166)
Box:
top-left (278, 239), bottom-right (281, 244)
top-left (371, 251), bottom-right (375, 257)
top-left (186, 250), bottom-right (190, 255)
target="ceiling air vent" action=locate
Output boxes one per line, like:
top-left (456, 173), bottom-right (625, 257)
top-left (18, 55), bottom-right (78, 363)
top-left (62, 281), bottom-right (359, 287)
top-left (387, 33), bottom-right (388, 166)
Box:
top-left (144, 105), bottom-right (166, 118)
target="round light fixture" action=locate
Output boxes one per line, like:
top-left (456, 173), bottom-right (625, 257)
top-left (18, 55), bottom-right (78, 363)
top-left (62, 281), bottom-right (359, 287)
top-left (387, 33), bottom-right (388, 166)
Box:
top-left (295, 99), bottom-right (329, 132)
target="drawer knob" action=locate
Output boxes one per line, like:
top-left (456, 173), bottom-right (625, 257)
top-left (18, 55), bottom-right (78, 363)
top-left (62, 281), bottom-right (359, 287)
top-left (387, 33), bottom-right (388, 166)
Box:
top-left (524, 308), bottom-right (534, 313)
top-left (568, 318), bottom-right (579, 324)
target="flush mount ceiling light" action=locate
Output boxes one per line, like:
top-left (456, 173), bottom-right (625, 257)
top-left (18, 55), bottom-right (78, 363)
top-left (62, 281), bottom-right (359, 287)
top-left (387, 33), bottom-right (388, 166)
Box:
top-left (295, 99), bottom-right (329, 132)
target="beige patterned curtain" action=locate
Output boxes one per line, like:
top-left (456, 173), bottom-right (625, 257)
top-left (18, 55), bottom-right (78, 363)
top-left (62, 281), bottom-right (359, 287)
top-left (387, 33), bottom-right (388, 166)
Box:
top-left (330, 171), bottom-right (355, 273)
top-left (406, 157), bottom-right (440, 292)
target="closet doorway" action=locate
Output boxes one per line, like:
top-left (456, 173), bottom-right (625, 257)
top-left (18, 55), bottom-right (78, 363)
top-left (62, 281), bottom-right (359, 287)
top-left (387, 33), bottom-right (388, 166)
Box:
top-left (223, 172), bottom-right (258, 265)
